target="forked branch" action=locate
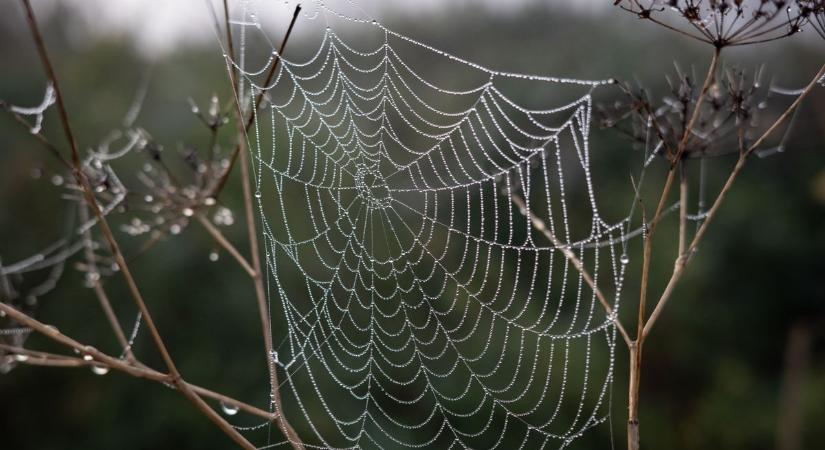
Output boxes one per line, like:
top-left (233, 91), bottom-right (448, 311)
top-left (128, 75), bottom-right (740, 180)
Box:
top-left (19, 1), bottom-right (255, 448)
top-left (219, 2), bottom-right (305, 447)
top-left (642, 63), bottom-right (825, 339)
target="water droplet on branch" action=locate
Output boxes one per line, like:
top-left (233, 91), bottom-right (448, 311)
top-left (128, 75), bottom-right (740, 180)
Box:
top-left (220, 402), bottom-right (239, 416)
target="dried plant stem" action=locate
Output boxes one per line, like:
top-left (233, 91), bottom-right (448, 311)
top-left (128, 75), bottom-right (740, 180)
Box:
top-left (678, 162), bottom-right (688, 257)
top-left (510, 194), bottom-right (633, 347)
top-left (642, 64), bottom-right (824, 339)
top-left (221, 3), bottom-right (304, 447)
top-left (197, 214), bottom-right (256, 278)
top-left (0, 105), bottom-right (72, 169)
top-left (628, 47), bottom-right (720, 450)
top-left (20, 2), bottom-right (255, 448)
top-left (0, 304), bottom-right (277, 422)
top-left (78, 202), bottom-right (136, 361)
top-left (211, 4), bottom-right (301, 198)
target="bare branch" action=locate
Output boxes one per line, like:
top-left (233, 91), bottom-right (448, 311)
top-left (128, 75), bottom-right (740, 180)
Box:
top-left (510, 193), bottom-right (633, 347)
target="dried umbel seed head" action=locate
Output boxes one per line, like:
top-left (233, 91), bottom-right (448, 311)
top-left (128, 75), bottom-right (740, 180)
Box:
top-left (598, 65), bottom-right (776, 159)
top-left (615, 0), bottom-right (824, 46)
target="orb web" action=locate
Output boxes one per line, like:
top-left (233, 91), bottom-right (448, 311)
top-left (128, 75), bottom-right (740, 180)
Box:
top-left (222, 1), bottom-right (627, 448)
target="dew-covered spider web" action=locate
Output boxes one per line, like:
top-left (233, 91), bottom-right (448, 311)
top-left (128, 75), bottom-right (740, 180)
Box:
top-left (220, 1), bottom-right (628, 448)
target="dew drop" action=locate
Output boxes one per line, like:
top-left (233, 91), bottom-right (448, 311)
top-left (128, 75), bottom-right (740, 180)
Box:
top-left (170, 224), bottom-right (182, 235)
top-left (254, 191), bottom-right (262, 199)
top-left (91, 364), bottom-right (109, 376)
top-left (220, 402), bottom-right (239, 416)
top-left (209, 251), bottom-right (220, 262)
top-left (620, 254), bottom-right (630, 265)
top-left (83, 354), bottom-right (94, 362)
top-left (182, 207), bottom-right (194, 217)
top-left (51, 174), bottom-right (64, 186)
top-left (144, 194), bottom-right (154, 203)
top-left (14, 354), bottom-right (29, 362)
top-left (84, 271), bottom-right (101, 288)
top-left (204, 197), bottom-right (217, 206)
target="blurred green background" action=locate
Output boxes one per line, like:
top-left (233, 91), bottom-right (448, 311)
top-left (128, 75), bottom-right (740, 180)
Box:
top-left (1, 1), bottom-right (824, 449)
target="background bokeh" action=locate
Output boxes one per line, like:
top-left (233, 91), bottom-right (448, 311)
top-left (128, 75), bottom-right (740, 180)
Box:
top-left (1, 1), bottom-right (824, 449)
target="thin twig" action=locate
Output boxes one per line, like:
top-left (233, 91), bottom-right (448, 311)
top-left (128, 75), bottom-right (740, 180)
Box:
top-left (20, 3), bottom-right (255, 448)
top-left (220, 3), bottom-right (304, 448)
top-left (0, 103), bottom-right (72, 169)
top-left (0, 304), bottom-right (277, 423)
top-left (628, 48), bottom-right (720, 450)
top-left (678, 162), bottom-right (687, 257)
top-left (637, 48), bottom-right (719, 344)
top-left (211, 4), bottom-right (301, 198)
top-left (196, 214), bottom-right (256, 278)
top-left (78, 201), bottom-right (136, 361)
top-left (510, 194), bottom-right (633, 347)
top-left (642, 63), bottom-right (825, 339)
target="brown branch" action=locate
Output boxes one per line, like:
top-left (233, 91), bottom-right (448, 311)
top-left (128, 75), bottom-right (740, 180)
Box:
top-left (642, 63), bottom-right (825, 339)
top-left (19, 2), bottom-right (255, 448)
top-left (678, 162), bottom-right (688, 257)
top-left (211, 4), bottom-right (301, 198)
top-left (196, 214), bottom-right (256, 278)
top-left (628, 48), bottom-right (720, 450)
top-left (510, 193), bottom-right (633, 347)
top-left (636, 48), bottom-right (719, 344)
top-left (0, 103), bottom-right (72, 169)
top-left (78, 202), bottom-right (136, 361)
top-left (0, 305), bottom-right (277, 423)
top-left (220, 3), bottom-right (304, 448)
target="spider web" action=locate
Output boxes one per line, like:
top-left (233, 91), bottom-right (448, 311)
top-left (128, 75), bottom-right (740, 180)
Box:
top-left (224, 1), bottom-right (627, 448)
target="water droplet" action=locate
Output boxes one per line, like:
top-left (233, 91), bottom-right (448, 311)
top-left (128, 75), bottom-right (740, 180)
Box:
top-left (209, 251), bottom-right (219, 262)
top-left (14, 354), bottom-right (29, 362)
top-left (220, 402), bottom-right (239, 416)
top-left (170, 224), bottom-right (182, 235)
top-left (144, 194), bottom-right (154, 203)
top-left (182, 207), bottom-right (194, 217)
top-left (204, 197), bottom-right (216, 206)
top-left (51, 174), bottom-right (64, 186)
top-left (91, 364), bottom-right (109, 376)
top-left (620, 254), bottom-right (630, 265)
top-left (84, 272), bottom-right (101, 288)
top-left (213, 207), bottom-right (235, 226)
top-left (83, 354), bottom-right (94, 361)
top-left (254, 191), bottom-right (262, 199)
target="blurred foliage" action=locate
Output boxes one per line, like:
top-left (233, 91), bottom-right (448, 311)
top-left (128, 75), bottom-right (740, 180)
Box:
top-left (1, 2), bottom-right (824, 449)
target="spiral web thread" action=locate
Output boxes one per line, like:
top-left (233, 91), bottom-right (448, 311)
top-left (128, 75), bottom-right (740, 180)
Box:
top-left (224, 1), bottom-right (627, 448)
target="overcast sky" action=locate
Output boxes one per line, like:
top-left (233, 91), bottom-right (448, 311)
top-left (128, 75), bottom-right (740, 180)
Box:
top-left (32, 0), bottom-right (607, 56)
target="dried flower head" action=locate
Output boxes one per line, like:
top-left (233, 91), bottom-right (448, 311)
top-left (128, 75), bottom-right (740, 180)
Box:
top-left (598, 65), bottom-right (780, 158)
top-left (615, 0), bottom-right (825, 46)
